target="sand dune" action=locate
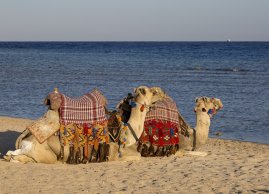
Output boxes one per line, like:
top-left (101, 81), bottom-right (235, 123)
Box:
top-left (0, 116), bottom-right (268, 194)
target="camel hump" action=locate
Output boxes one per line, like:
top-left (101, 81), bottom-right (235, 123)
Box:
top-left (59, 89), bottom-right (108, 125)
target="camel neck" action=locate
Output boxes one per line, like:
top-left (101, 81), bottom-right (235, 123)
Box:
top-left (195, 112), bottom-right (211, 145)
top-left (125, 104), bottom-right (147, 147)
top-left (195, 112), bottom-right (210, 128)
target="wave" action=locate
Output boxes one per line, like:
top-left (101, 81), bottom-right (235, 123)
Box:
top-left (186, 67), bottom-right (251, 73)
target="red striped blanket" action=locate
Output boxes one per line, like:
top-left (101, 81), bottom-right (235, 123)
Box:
top-left (59, 89), bottom-right (107, 125)
top-left (145, 97), bottom-right (179, 125)
top-left (141, 97), bottom-right (180, 147)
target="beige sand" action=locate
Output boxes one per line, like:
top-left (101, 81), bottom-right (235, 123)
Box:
top-left (0, 116), bottom-right (268, 194)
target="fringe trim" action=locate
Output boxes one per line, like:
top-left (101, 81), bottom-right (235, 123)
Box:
top-left (59, 122), bottom-right (110, 164)
top-left (137, 142), bottom-right (179, 157)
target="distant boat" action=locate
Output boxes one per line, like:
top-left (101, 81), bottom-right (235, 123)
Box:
top-left (227, 39), bottom-right (231, 42)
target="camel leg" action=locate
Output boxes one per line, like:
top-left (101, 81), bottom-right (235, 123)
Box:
top-left (118, 144), bottom-right (141, 161)
top-left (10, 155), bottom-right (36, 163)
top-left (15, 129), bottom-right (31, 149)
top-left (107, 142), bottom-right (119, 161)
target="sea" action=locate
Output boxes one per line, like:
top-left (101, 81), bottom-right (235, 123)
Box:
top-left (0, 42), bottom-right (268, 144)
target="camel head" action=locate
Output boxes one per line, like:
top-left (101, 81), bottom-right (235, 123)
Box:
top-left (133, 86), bottom-right (155, 109)
top-left (194, 97), bottom-right (223, 118)
top-left (44, 87), bottom-right (62, 111)
top-left (192, 97), bottom-right (223, 147)
top-left (149, 86), bottom-right (170, 104)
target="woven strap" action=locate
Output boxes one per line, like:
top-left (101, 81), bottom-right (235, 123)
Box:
top-left (126, 123), bottom-right (139, 142)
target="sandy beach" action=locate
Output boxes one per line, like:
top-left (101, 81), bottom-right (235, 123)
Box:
top-left (0, 116), bottom-right (268, 194)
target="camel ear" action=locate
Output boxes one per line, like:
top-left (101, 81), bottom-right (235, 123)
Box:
top-left (139, 88), bottom-right (146, 95)
top-left (43, 96), bottom-right (50, 106)
top-left (134, 87), bottom-right (146, 96)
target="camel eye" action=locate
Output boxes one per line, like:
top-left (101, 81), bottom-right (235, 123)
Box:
top-left (202, 108), bottom-right (206, 112)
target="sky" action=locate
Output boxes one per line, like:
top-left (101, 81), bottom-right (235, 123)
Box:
top-left (0, 0), bottom-right (269, 41)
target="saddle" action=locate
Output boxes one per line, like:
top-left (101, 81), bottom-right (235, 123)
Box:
top-left (58, 89), bottom-right (110, 164)
top-left (138, 97), bottom-right (181, 157)
top-left (60, 89), bottom-right (107, 125)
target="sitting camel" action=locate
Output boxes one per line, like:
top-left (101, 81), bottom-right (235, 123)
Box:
top-left (4, 86), bottom-right (163, 163)
top-left (177, 96), bottom-right (223, 152)
top-left (117, 87), bottom-right (223, 156)
top-left (193, 96), bottom-right (223, 147)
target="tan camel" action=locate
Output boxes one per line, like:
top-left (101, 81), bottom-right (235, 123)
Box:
top-left (177, 96), bottom-right (223, 153)
top-left (136, 87), bottom-right (223, 152)
top-left (193, 97), bottom-right (223, 147)
top-left (4, 86), bottom-right (162, 163)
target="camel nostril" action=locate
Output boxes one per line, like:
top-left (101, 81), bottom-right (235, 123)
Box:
top-left (202, 108), bottom-right (206, 112)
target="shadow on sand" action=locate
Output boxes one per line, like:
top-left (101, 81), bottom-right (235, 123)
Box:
top-left (0, 131), bottom-right (21, 159)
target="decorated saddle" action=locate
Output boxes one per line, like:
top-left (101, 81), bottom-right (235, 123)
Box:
top-left (138, 97), bottom-right (180, 157)
top-left (60, 89), bottom-right (107, 125)
top-left (58, 89), bottom-right (109, 164)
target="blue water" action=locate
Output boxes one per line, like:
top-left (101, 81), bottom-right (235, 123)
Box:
top-left (0, 42), bottom-right (268, 144)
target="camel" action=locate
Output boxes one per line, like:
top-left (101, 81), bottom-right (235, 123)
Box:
top-left (193, 96), bottom-right (223, 147)
top-left (176, 96), bottom-right (223, 152)
top-left (4, 86), bottom-right (163, 163)
top-left (117, 87), bottom-right (223, 155)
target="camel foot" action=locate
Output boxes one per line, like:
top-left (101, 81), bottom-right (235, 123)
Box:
top-left (118, 145), bottom-right (141, 161)
top-left (175, 151), bottom-right (184, 158)
top-left (118, 154), bottom-right (141, 161)
top-left (6, 155), bottom-right (36, 163)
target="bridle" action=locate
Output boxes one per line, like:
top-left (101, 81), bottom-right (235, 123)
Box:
top-left (117, 99), bottom-right (152, 145)
top-left (126, 100), bottom-right (151, 142)
top-left (207, 107), bottom-right (217, 118)
top-left (195, 97), bottom-right (221, 118)
top-left (131, 100), bottom-right (152, 112)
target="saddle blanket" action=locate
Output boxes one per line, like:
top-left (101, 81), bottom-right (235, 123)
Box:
top-left (59, 123), bottom-right (109, 148)
top-left (141, 97), bottom-right (180, 146)
top-left (60, 89), bottom-right (107, 125)
top-left (145, 97), bottom-right (179, 125)
top-left (142, 120), bottom-right (179, 146)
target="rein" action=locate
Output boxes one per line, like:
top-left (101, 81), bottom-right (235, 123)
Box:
top-left (110, 100), bottom-right (151, 145)
top-left (126, 100), bottom-right (152, 142)
top-left (132, 101), bottom-right (152, 112)
top-left (107, 113), bottom-right (139, 144)
top-left (126, 123), bottom-right (139, 142)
